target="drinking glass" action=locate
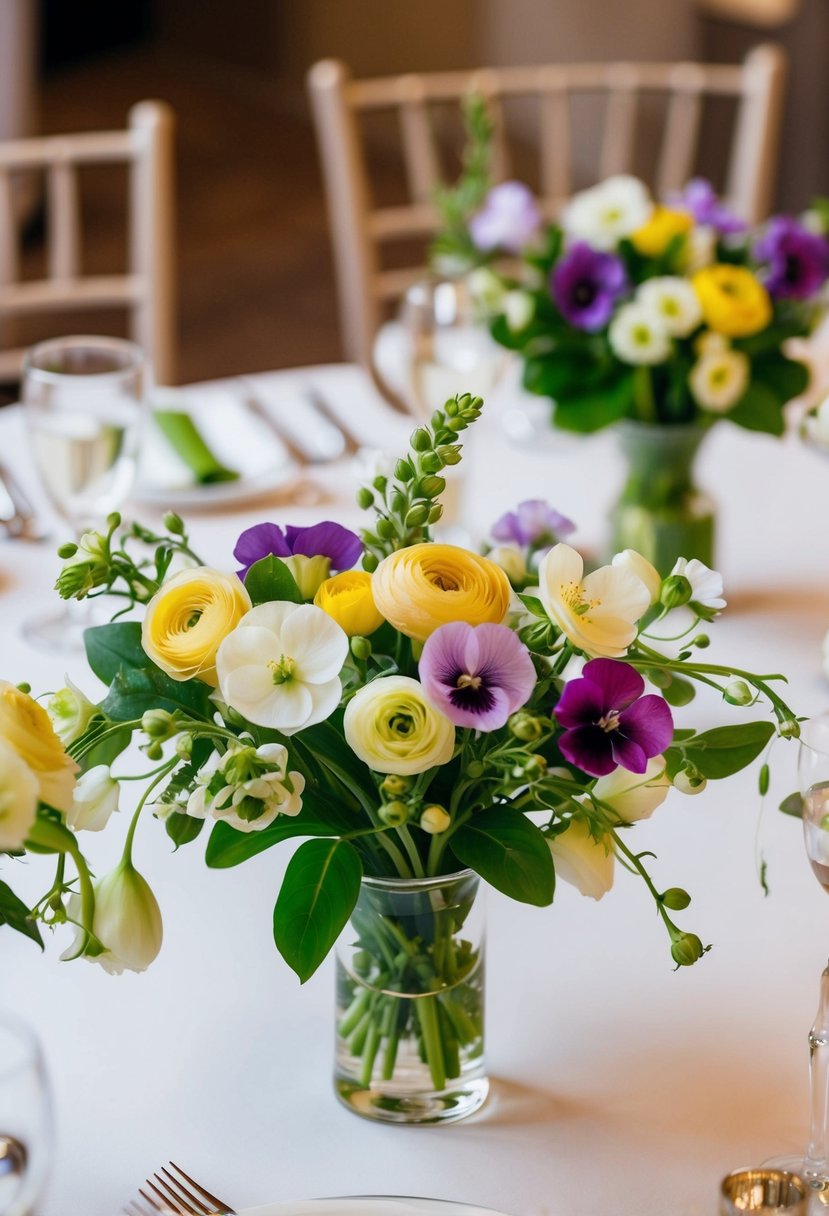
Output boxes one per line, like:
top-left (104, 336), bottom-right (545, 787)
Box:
top-left (22, 335), bottom-right (146, 651)
top-left (0, 1012), bottom-right (53, 1216)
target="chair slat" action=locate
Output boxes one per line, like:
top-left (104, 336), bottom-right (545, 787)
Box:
top-left (540, 73), bottom-right (572, 204)
top-left (656, 69), bottom-right (705, 197)
top-left (600, 66), bottom-right (640, 178)
top-left (47, 155), bottom-right (81, 280)
top-left (398, 81), bottom-right (440, 203)
top-left (0, 170), bottom-right (19, 286)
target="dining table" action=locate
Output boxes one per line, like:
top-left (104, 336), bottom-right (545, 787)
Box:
top-left (3, 358), bottom-right (829, 1216)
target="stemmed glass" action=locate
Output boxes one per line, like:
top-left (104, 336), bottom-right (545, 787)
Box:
top-left (0, 1012), bottom-right (53, 1216)
top-left (22, 334), bottom-right (146, 652)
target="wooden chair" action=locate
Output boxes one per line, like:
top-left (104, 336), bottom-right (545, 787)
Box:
top-left (0, 100), bottom-right (176, 385)
top-left (308, 47), bottom-right (786, 396)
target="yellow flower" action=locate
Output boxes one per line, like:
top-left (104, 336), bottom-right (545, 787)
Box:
top-left (538, 544), bottom-right (650, 658)
top-left (344, 675), bottom-right (455, 775)
top-left (142, 568), bottom-right (252, 686)
top-left (631, 206), bottom-right (693, 258)
top-left (0, 737), bottom-right (39, 850)
top-left (692, 264), bottom-right (772, 337)
top-left (372, 544), bottom-right (511, 642)
top-left (548, 818), bottom-right (614, 900)
top-left (0, 681), bottom-right (77, 813)
top-left (314, 570), bottom-right (384, 637)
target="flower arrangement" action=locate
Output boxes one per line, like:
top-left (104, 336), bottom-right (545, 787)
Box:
top-left (0, 394), bottom-right (800, 1117)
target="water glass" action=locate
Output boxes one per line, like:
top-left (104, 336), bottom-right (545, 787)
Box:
top-left (0, 1013), bottom-right (53, 1216)
top-left (720, 1169), bottom-right (809, 1215)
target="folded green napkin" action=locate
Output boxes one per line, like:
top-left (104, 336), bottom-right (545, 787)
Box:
top-left (154, 409), bottom-right (240, 484)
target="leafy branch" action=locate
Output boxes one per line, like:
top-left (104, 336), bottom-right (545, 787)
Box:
top-left (430, 94), bottom-right (494, 274)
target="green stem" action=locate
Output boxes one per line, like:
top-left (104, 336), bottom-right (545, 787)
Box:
top-left (396, 824), bottom-right (425, 878)
top-left (415, 995), bottom-right (446, 1092)
top-left (122, 760), bottom-right (177, 866)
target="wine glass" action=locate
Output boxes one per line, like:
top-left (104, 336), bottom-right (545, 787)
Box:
top-left (22, 334), bottom-right (146, 651)
top-left (0, 1012), bottom-right (53, 1216)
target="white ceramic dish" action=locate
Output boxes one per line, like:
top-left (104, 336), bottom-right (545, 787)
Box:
top-left (240, 1199), bottom-right (513, 1216)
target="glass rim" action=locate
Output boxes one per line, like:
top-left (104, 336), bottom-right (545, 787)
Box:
top-left (22, 334), bottom-right (145, 384)
top-left (798, 713), bottom-right (829, 758)
top-left (360, 868), bottom-right (476, 894)
top-left (0, 1008), bottom-right (43, 1085)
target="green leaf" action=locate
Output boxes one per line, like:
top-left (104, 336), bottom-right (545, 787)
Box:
top-left (100, 663), bottom-right (213, 723)
top-left (244, 555), bottom-right (303, 606)
top-left (206, 791), bottom-right (356, 868)
top-left (727, 382), bottom-right (785, 436)
top-left (273, 837), bottom-right (363, 982)
top-left (779, 791), bottom-right (803, 818)
top-left (0, 879), bottom-right (43, 948)
top-left (80, 723), bottom-right (132, 770)
top-left (553, 374), bottom-right (636, 433)
top-left (680, 721), bottom-right (775, 779)
top-left (754, 354), bottom-right (810, 404)
top-left (165, 811), bottom-right (205, 849)
top-left (517, 594), bottom-right (548, 619)
top-left (452, 807), bottom-right (555, 906)
top-left (84, 621), bottom-right (145, 684)
top-left (661, 675), bottom-right (696, 707)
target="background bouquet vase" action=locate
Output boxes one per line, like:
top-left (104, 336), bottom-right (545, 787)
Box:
top-left (335, 870), bottom-right (486, 1123)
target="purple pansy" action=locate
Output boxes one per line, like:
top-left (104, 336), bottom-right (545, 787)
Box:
top-left (491, 500), bottom-right (576, 549)
top-left (233, 520), bottom-right (363, 581)
top-left (551, 242), bottom-right (628, 331)
top-left (419, 621), bottom-right (536, 731)
top-left (672, 178), bottom-right (745, 235)
top-left (469, 181), bottom-right (542, 254)
top-left (554, 658), bottom-right (673, 778)
top-left (754, 215), bottom-right (829, 300)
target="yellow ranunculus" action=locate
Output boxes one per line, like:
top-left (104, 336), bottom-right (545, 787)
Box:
top-left (372, 544), bottom-right (511, 642)
top-left (314, 570), bottom-right (384, 637)
top-left (631, 206), bottom-right (693, 258)
top-left (344, 675), bottom-right (455, 775)
top-left (0, 681), bottom-right (77, 813)
top-left (692, 264), bottom-right (772, 337)
top-left (142, 568), bottom-right (251, 686)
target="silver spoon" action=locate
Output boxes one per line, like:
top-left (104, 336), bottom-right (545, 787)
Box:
top-left (0, 1133), bottom-right (27, 1178)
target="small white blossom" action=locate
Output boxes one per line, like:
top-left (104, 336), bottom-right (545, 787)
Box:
top-left (67, 765), bottom-right (119, 832)
top-left (689, 348), bottom-right (749, 412)
top-left (637, 277), bottom-right (702, 338)
top-left (670, 558), bottom-right (726, 614)
top-left (562, 175), bottom-right (653, 251)
top-left (608, 303), bottom-right (672, 366)
top-left (187, 740), bottom-right (305, 833)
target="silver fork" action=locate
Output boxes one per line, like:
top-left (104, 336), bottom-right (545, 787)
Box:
top-left (0, 461), bottom-right (47, 542)
top-left (124, 1161), bottom-right (236, 1216)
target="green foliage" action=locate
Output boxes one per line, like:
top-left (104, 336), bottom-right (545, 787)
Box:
top-left (165, 812), bottom-right (205, 849)
top-left (452, 807), bottom-right (555, 906)
top-left (667, 721), bottom-right (775, 780)
top-left (100, 663), bottom-right (213, 723)
top-left (430, 95), bottom-right (494, 273)
top-left (84, 621), bottom-right (146, 684)
top-left (779, 791), bottom-right (804, 818)
top-left (206, 789), bottom-right (357, 868)
top-left (273, 838), bottom-right (363, 982)
top-left (0, 879), bottom-right (42, 948)
top-left (244, 555), bottom-right (303, 606)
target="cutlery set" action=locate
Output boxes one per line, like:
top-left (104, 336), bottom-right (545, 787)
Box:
top-left (124, 1161), bottom-right (235, 1216)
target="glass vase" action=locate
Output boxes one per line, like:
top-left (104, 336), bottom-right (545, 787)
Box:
top-left (334, 870), bottom-right (487, 1125)
top-left (610, 421), bottom-right (716, 575)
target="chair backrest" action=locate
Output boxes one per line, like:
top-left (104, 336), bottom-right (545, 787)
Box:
top-left (308, 47), bottom-right (786, 389)
top-left (0, 100), bottom-right (176, 385)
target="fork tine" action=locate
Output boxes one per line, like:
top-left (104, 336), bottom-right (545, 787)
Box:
top-left (154, 1171), bottom-right (208, 1215)
top-left (167, 1162), bottom-right (234, 1213)
top-left (140, 1183), bottom-right (179, 1213)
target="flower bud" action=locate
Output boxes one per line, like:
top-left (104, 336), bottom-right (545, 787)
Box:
top-left (405, 503), bottom-right (430, 528)
top-left (673, 768), bottom-right (707, 795)
top-left (372, 475), bottom-right (388, 493)
top-left (724, 680), bottom-right (753, 706)
top-left (362, 552), bottom-right (379, 573)
top-left (508, 711), bottom-right (544, 743)
top-left (420, 451), bottom-right (442, 474)
top-left (57, 542), bottom-right (78, 559)
top-left (163, 511), bottom-right (185, 535)
top-left (779, 719), bottom-right (801, 739)
top-left (350, 635), bottom-right (372, 661)
top-left (465, 760), bottom-right (485, 779)
top-left (376, 517), bottom-right (395, 540)
top-left (418, 475), bottom-right (446, 498)
top-left (693, 634), bottom-right (710, 649)
top-left (90, 861), bottom-right (163, 974)
top-left (427, 504), bottom-right (443, 525)
top-left (67, 765), bottom-right (119, 832)
top-left (395, 458), bottom-right (414, 482)
top-left (437, 445), bottom-right (462, 465)
top-left (282, 553), bottom-right (331, 599)
top-left (660, 574), bottom-right (692, 610)
top-left (420, 805), bottom-right (451, 834)
top-left (106, 512), bottom-right (122, 531)
top-left (670, 932), bottom-right (706, 967)
top-left (47, 678), bottom-right (97, 746)
top-left (144, 741), bottom-right (164, 761)
top-left (141, 708), bottom-right (179, 740)
top-left (488, 545), bottom-right (527, 585)
top-left (379, 800), bottom-right (410, 827)
top-left (523, 754), bottom-right (548, 777)
top-left (411, 427), bottom-right (432, 452)
top-left (661, 887), bottom-right (691, 911)
top-left (175, 733), bottom-right (194, 760)
top-left (356, 486), bottom-right (374, 510)
top-left (381, 775), bottom-right (412, 797)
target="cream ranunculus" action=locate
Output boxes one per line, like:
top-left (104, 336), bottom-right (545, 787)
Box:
top-left (67, 764), bottom-right (119, 832)
top-left (637, 276), bottom-right (702, 338)
top-left (593, 755), bottom-right (671, 823)
top-left (549, 818), bottom-right (615, 900)
top-left (0, 737), bottom-right (39, 851)
top-left (611, 549), bottom-right (661, 606)
top-left (47, 677), bottom-right (97, 747)
top-left (91, 861), bottom-right (163, 975)
top-left (0, 681), bottom-right (77, 813)
top-left (314, 570), bottom-right (384, 637)
top-left (561, 175), bottom-right (653, 251)
top-left (689, 347), bottom-right (749, 412)
top-left (216, 601), bottom-right (349, 733)
top-left (372, 544), bottom-right (511, 642)
top-left (142, 567), bottom-right (252, 686)
top-left (538, 544), bottom-right (650, 658)
top-left (608, 303), bottom-right (672, 365)
top-left (344, 675), bottom-right (455, 776)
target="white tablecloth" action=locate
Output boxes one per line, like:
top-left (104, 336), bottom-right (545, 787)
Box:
top-left (4, 363), bottom-right (829, 1216)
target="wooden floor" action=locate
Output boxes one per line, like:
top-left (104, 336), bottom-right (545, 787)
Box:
top-left (10, 43), bottom-right (349, 391)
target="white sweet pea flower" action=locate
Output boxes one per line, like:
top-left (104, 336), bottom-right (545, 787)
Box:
top-left (67, 764), bottom-right (119, 832)
top-left (689, 348), bottom-right (749, 412)
top-left (538, 543), bottom-right (650, 658)
top-left (503, 290), bottom-right (535, 333)
top-left (561, 175), bottom-right (653, 251)
top-left (0, 738), bottom-right (38, 851)
top-left (216, 601), bottom-right (348, 733)
top-left (670, 557), bottom-right (726, 615)
top-left (611, 549), bottom-right (661, 606)
top-left (89, 862), bottom-right (163, 975)
top-left (187, 740), bottom-right (305, 832)
top-left (609, 303), bottom-right (672, 366)
top-left (487, 544), bottom-right (527, 586)
top-left (549, 818), bottom-right (614, 900)
top-left (637, 277), bottom-right (702, 338)
top-left (593, 756), bottom-right (671, 823)
top-left (467, 267), bottom-right (506, 314)
top-left (47, 677), bottom-right (97, 747)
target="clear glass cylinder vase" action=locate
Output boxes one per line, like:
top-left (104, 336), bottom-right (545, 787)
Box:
top-left (334, 869), bottom-right (488, 1125)
top-left (610, 421), bottom-right (716, 575)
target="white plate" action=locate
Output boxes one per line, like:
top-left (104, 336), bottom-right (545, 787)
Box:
top-left (241, 1199), bottom-right (513, 1216)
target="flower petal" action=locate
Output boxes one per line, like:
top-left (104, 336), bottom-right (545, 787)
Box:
top-left (553, 677), bottom-right (606, 729)
top-left (583, 564), bottom-right (651, 625)
top-left (280, 604), bottom-right (349, 683)
top-left (285, 521), bottom-right (363, 571)
top-left (581, 658), bottom-right (644, 711)
top-left (559, 724), bottom-right (616, 776)
top-left (240, 681), bottom-right (314, 733)
top-left (609, 733), bottom-right (648, 773)
top-left (618, 694), bottom-right (674, 756)
top-left (233, 522), bottom-right (289, 576)
top-left (472, 623), bottom-right (536, 711)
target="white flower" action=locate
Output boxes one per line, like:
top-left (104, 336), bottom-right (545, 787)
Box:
top-left (695, 330), bottom-right (729, 357)
top-left (487, 544), bottom-right (527, 585)
top-left (637, 277), bottom-right (702, 338)
top-left (467, 267), bottom-right (505, 314)
top-left (804, 397), bottom-right (829, 448)
top-left (538, 543), bottom-right (650, 658)
top-left (0, 738), bottom-right (38, 851)
top-left (216, 601), bottom-right (348, 733)
top-left (593, 756), bottom-right (671, 823)
top-left (611, 549), bottom-right (661, 606)
top-left (561, 175), bottom-right (653, 251)
top-left (683, 225), bottom-right (717, 273)
top-left (90, 862), bottom-right (163, 975)
top-left (609, 303), bottom-right (672, 365)
top-left (47, 678), bottom-right (97, 747)
top-left (549, 819), bottom-right (614, 900)
top-left (670, 557), bottom-right (726, 614)
top-left (344, 675), bottom-right (455, 776)
top-left (187, 740), bottom-right (305, 833)
top-left (503, 290), bottom-right (535, 333)
top-left (689, 348), bottom-right (749, 413)
top-left (67, 765), bottom-right (119, 832)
